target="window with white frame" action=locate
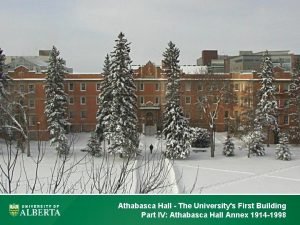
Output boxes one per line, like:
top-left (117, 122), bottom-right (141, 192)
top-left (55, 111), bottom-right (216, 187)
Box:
top-left (185, 96), bottom-right (191, 104)
top-left (155, 83), bottom-right (160, 91)
top-left (283, 115), bottom-right (289, 124)
top-left (69, 83), bottom-right (74, 91)
top-left (28, 115), bottom-right (36, 126)
top-left (140, 96), bottom-right (144, 104)
top-left (80, 83), bottom-right (86, 91)
top-left (69, 111), bottom-right (74, 119)
top-left (28, 99), bottom-right (35, 108)
top-left (80, 96), bottom-right (86, 105)
top-left (234, 83), bottom-right (240, 91)
top-left (185, 112), bottom-right (190, 119)
top-left (28, 84), bottom-right (35, 93)
top-left (197, 83), bottom-right (203, 91)
top-left (80, 111), bottom-right (87, 119)
top-left (185, 81), bottom-right (192, 91)
top-left (155, 97), bottom-right (160, 104)
top-left (140, 82), bottom-right (144, 91)
top-left (19, 84), bottom-right (25, 93)
top-left (69, 96), bottom-right (74, 105)
top-left (96, 83), bottom-right (101, 91)
top-left (284, 99), bottom-right (290, 108)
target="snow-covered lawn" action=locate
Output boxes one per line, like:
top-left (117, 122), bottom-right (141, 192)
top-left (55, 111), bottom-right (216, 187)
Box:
top-left (170, 133), bottom-right (300, 194)
top-left (1, 132), bottom-right (299, 194)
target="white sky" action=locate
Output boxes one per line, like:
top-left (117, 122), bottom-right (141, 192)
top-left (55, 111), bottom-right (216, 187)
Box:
top-left (1, 0), bottom-right (299, 72)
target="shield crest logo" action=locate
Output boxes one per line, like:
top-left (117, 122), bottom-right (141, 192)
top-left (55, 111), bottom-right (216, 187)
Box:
top-left (9, 204), bottom-right (19, 217)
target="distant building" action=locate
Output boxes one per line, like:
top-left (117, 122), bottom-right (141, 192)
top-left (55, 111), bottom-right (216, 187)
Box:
top-left (197, 50), bottom-right (228, 73)
top-left (5, 50), bottom-right (73, 73)
top-left (229, 50), bottom-right (295, 73)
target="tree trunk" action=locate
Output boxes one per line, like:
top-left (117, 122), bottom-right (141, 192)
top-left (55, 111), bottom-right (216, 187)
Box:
top-left (210, 128), bottom-right (214, 157)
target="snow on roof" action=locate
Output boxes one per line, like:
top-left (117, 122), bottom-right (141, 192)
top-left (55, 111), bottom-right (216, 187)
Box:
top-left (131, 65), bottom-right (141, 70)
top-left (180, 65), bottom-right (208, 74)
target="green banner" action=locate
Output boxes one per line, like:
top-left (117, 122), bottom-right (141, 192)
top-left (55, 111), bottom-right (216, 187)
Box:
top-left (0, 195), bottom-right (298, 225)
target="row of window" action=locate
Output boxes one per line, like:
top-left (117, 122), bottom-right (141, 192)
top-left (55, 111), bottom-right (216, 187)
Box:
top-left (17, 84), bottom-right (35, 93)
top-left (139, 83), bottom-right (161, 91)
top-left (68, 83), bottom-right (101, 92)
top-left (139, 96), bottom-right (160, 104)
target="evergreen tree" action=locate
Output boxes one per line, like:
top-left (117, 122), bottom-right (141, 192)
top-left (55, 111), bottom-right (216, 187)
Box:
top-left (257, 51), bottom-right (278, 130)
top-left (0, 48), bottom-right (8, 99)
top-left (251, 51), bottom-right (278, 155)
top-left (95, 54), bottom-right (112, 143)
top-left (289, 59), bottom-right (300, 143)
top-left (162, 42), bottom-right (190, 159)
top-left (223, 135), bottom-right (234, 156)
top-left (105, 32), bottom-right (139, 157)
top-left (242, 125), bottom-right (265, 157)
top-left (44, 46), bottom-right (69, 155)
top-left (276, 133), bottom-right (291, 160)
top-left (86, 133), bottom-right (102, 157)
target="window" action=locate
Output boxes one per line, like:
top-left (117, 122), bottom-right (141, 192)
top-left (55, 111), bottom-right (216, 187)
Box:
top-left (224, 111), bottom-right (229, 118)
top-left (234, 83), bottom-right (240, 91)
top-left (140, 96), bottom-right (144, 104)
top-left (155, 83), bottom-right (160, 91)
top-left (28, 115), bottom-right (36, 126)
top-left (283, 115), bottom-right (289, 125)
top-left (282, 83), bottom-right (289, 92)
top-left (197, 83), bottom-right (203, 91)
top-left (140, 83), bottom-right (144, 91)
top-left (185, 112), bottom-right (190, 119)
top-left (28, 84), bottom-right (35, 93)
top-left (80, 83), bottom-right (86, 91)
top-left (80, 111), bottom-right (87, 119)
top-left (80, 96), bottom-right (86, 105)
top-left (185, 82), bottom-right (191, 91)
top-left (235, 111), bottom-right (239, 118)
top-left (274, 84), bottom-right (279, 93)
top-left (28, 99), bottom-right (35, 108)
top-left (69, 111), bottom-right (74, 119)
top-left (19, 84), bottom-right (25, 93)
top-left (96, 83), bottom-right (101, 91)
top-left (69, 96), bottom-right (74, 105)
top-left (185, 96), bottom-right (191, 104)
top-left (19, 98), bottom-right (25, 106)
top-left (284, 100), bottom-right (290, 108)
top-left (155, 97), bottom-right (160, 104)
top-left (69, 83), bottom-right (74, 91)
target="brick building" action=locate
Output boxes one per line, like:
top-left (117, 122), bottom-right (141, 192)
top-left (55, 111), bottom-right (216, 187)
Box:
top-left (5, 62), bottom-right (296, 143)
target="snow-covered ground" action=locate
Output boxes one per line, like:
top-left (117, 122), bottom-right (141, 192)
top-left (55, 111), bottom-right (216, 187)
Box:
top-left (1, 132), bottom-right (299, 194)
top-left (170, 133), bottom-right (300, 194)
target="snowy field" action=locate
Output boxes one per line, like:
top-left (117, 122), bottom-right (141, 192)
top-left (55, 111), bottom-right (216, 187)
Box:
top-left (0, 132), bottom-right (299, 194)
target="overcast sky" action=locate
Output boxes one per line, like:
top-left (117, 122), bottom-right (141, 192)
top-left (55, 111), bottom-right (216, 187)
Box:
top-left (1, 0), bottom-right (299, 72)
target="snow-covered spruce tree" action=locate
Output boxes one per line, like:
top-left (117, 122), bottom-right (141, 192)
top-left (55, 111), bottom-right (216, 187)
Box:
top-left (162, 42), bottom-right (190, 159)
top-left (44, 46), bottom-right (69, 155)
top-left (242, 125), bottom-right (265, 157)
top-left (223, 135), bottom-right (234, 156)
top-left (0, 48), bottom-right (8, 99)
top-left (252, 51), bottom-right (278, 154)
top-left (276, 133), bottom-right (291, 160)
top-left (95, 54), bottom-right (112, 144)
top-left (86, 133), bottom-right (102, 157)
top-left (105, 32), bottom-right (139, 157)
top-left (289, 59), bottom-right (300, 143)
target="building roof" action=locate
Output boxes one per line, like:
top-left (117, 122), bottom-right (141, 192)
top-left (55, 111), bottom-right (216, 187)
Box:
top-left (180, 65), bottom-right (208, 74)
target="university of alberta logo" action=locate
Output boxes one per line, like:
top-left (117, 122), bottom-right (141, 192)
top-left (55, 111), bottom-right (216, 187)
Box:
top-left (9, 204), bottom-right (20, 217)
